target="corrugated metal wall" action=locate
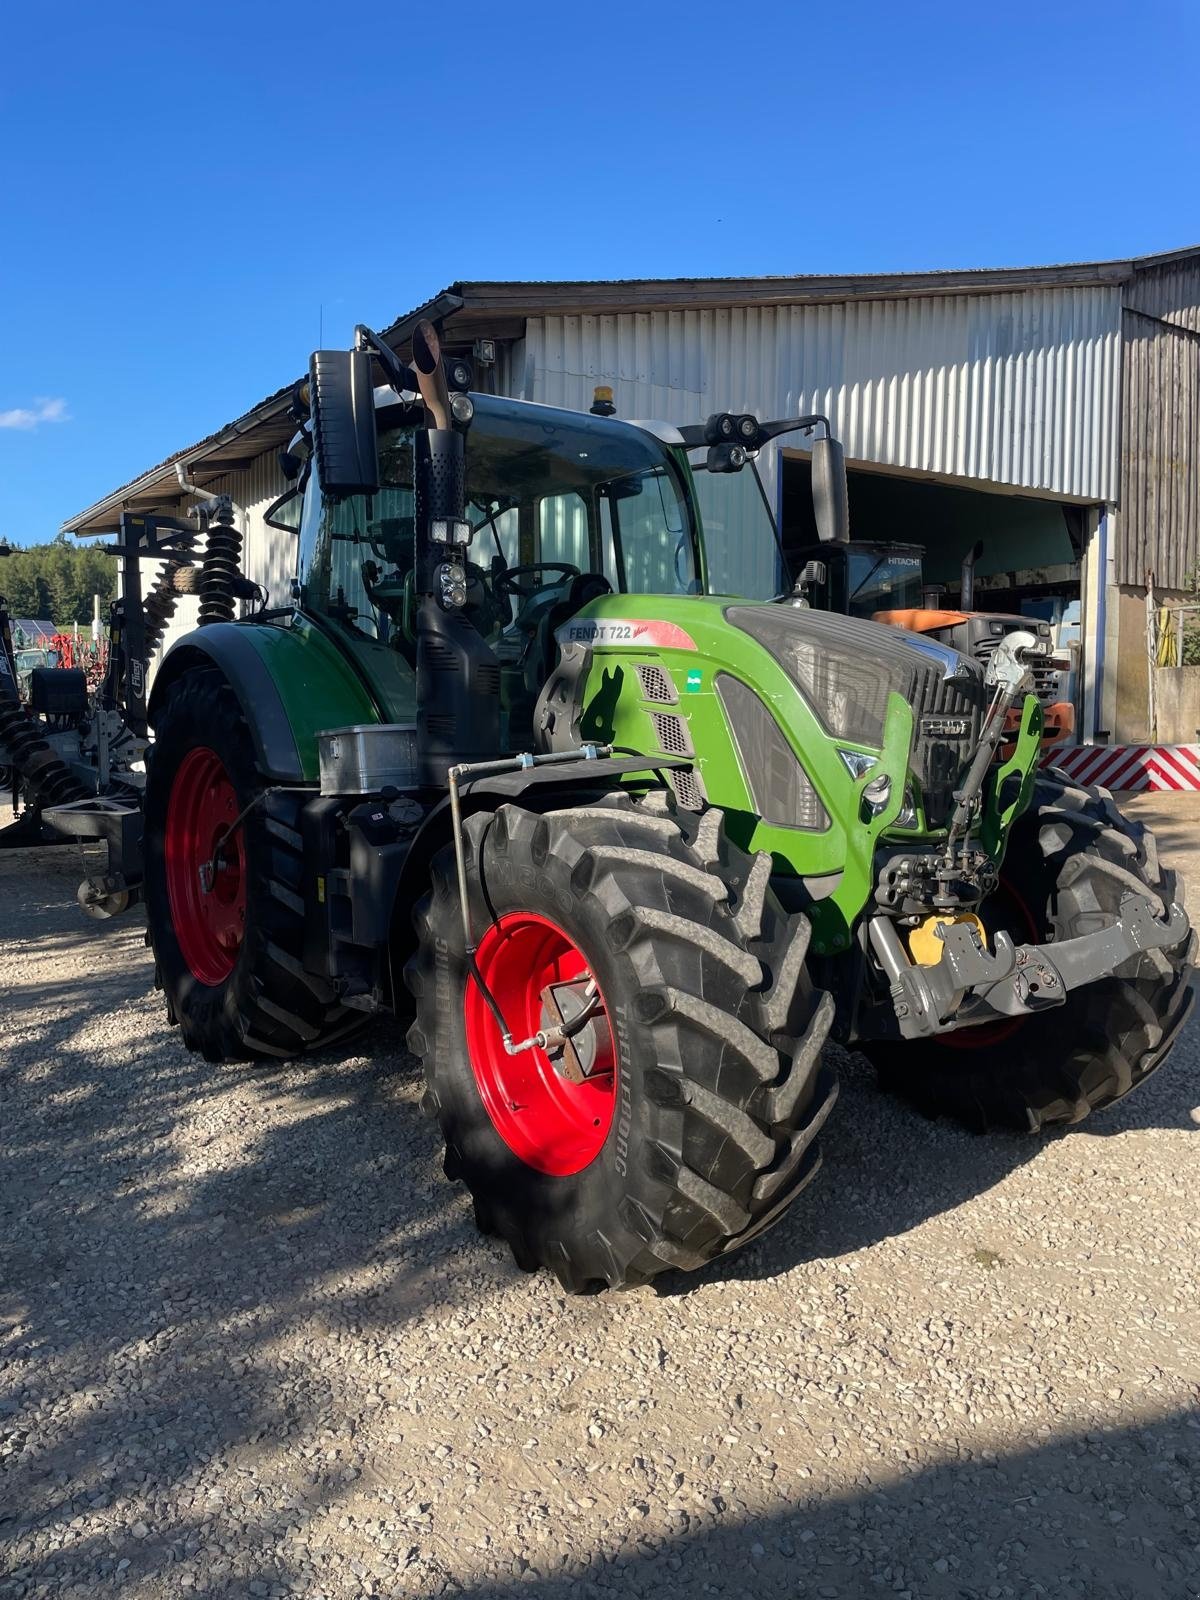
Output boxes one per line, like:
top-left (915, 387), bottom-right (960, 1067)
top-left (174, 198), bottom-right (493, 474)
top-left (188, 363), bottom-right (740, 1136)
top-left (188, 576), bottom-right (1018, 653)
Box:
top-left (518, 286), bottom-right (1123, 508)
top-left (1118, 259), bottom-right (1200, 590)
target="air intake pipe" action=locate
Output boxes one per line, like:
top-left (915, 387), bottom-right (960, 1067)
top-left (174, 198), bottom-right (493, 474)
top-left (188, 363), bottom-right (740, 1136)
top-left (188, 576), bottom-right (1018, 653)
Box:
top-left (960, 540), bottom-right (984, 610)
top-left (409, 319), bottom-right (499, 784)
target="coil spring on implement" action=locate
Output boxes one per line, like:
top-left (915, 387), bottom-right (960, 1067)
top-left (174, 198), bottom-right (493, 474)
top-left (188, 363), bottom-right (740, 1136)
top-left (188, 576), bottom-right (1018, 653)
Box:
top-left (142, 534), bottom-right (198, 657)
top-left (198, 505), bottom-right (243, 626)
top-left (0, 692), bottom-right (88, 805)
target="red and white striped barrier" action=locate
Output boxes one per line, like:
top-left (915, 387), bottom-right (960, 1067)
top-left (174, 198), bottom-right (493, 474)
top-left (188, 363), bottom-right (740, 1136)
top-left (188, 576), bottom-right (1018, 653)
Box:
top-left (1042, 743), bottom-right (1200, 792)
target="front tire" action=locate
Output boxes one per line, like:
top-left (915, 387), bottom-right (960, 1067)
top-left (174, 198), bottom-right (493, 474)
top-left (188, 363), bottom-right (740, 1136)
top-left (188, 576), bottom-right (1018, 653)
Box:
top-left (406, 792), bottom-right (837, 1291)
top-left (144, 668), bottom-right (360, 1063)
top-left (868, 773), bottom-right (1194, 1132)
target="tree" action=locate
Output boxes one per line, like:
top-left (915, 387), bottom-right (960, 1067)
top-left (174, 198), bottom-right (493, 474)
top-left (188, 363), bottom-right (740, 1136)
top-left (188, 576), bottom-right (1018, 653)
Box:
top-left (0, 533), bottom-right (117, 626)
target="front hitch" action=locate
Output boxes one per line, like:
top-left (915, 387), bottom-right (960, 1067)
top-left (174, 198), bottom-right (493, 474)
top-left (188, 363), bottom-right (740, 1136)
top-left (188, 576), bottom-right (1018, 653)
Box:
top-left (867, 893), bottom-right (1190, 1041)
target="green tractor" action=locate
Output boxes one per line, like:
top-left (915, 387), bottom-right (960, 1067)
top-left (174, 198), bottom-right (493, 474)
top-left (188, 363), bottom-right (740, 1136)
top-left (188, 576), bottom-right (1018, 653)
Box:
top-left (141, 323), bottom-right (1192, 1292)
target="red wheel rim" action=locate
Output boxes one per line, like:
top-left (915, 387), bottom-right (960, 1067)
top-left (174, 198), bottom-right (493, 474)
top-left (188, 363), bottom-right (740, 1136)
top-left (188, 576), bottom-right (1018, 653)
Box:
top-left (464, 913), bottom-right (616, 1177)
top-left (936, 875), bottom-right (1042, 1050)
top-left (164, 746), bottom-right (246, 986)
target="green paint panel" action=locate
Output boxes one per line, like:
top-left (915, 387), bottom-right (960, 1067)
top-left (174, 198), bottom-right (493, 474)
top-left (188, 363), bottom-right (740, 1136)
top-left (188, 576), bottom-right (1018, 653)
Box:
top-left (236, 619), bottom-right (380, 780)
top-left (572, 593), bottom-right (917, 949)
top-left (981, 693), bottom-right (1043, 862)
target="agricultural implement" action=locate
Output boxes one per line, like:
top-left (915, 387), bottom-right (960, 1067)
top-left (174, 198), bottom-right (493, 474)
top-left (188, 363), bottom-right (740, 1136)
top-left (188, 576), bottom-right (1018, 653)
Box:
top-left (14, 323), bottom-right (1193, 1290)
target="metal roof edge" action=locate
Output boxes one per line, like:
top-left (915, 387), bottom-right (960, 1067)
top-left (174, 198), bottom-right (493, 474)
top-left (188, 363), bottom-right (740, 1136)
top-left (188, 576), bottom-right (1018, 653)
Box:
top-left (61, 289), bottom-right (466, 536)
top-left (450, 258), bottom-right (1141, 316)
top-left (1129, 243), bottom-right (1200, 272)
top-left (60, 385), bottom-right (296, 535)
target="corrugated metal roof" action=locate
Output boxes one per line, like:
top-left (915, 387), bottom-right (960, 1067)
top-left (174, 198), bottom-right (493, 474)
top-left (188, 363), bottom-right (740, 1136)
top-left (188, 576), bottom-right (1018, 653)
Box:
top-left (450, 244), bottom-right (1200, 317)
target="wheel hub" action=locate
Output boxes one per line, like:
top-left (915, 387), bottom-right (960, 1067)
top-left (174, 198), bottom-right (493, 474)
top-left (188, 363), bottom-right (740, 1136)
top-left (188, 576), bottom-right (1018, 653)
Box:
top-left (539, 978), bottom-right (614, 1085)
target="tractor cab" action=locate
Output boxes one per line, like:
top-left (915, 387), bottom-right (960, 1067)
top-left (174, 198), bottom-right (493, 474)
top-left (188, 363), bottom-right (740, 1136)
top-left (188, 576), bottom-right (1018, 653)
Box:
top-left (291, 389), bottom-right (702, 750)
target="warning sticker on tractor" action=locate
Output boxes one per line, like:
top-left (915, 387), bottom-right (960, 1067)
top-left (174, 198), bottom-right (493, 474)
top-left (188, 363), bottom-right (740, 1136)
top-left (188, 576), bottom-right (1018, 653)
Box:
top-left (555, 619), bottom-right (698, 651)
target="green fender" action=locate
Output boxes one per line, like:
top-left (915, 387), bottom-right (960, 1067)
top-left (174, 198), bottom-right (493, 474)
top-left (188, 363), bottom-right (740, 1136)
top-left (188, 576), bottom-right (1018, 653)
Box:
top-left (148, 617), bottom-right (381, 781)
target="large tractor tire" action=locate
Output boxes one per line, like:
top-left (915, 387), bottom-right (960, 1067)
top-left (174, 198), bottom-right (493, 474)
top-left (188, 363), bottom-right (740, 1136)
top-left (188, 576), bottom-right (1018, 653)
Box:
top-left (144, 668), bottom-right (360, 1063)
top-left (406, 792), bottom-right (837, 1292)
top-left (868, 772), bottom-right (1194, 1133)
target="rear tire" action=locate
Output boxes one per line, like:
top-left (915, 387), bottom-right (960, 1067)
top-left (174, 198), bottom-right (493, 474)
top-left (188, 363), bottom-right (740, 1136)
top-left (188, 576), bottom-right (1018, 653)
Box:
top-left (405, 792), bottom-right (837, 1291)
top-left (144, 668), bottom-right (361, 1063)
top-left (867, 772), bottom-right (1194, 1132)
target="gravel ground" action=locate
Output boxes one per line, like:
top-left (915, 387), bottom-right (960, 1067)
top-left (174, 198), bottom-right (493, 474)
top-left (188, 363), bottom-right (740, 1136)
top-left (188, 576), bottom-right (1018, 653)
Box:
top-left (1, 798), bottom-right (1198, 1600)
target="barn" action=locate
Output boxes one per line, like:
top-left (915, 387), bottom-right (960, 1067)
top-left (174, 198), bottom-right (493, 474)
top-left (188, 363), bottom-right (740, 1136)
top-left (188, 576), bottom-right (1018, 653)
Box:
top-left (62, 246), bottom-right (1200, 749)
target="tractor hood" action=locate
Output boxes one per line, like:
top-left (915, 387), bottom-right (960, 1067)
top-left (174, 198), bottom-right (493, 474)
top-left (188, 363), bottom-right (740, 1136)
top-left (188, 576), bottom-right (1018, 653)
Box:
top-left (556, 595), bottom-right (988, 831)
top-left (723, 603), bottom-right (988, 826)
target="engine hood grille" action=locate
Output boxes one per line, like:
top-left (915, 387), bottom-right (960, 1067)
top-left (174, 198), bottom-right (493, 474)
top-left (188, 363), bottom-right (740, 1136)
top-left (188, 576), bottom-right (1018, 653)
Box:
top-left (725, 604), bottom-right (986, 825)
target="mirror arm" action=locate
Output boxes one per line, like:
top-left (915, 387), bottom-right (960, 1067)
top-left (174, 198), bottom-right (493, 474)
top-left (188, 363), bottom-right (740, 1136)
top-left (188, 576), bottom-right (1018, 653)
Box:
top-left (678, 413), bottom-right (834, 449)
top-left (354, 324), bottom-right (419, 399)
top-left (755, 413), bottom-right (832, 444)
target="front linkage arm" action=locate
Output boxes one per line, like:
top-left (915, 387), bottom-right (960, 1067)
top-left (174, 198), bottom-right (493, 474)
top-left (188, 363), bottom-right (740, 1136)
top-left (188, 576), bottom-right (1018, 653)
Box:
top-left (867, 892), bottom-right (1189, 1041)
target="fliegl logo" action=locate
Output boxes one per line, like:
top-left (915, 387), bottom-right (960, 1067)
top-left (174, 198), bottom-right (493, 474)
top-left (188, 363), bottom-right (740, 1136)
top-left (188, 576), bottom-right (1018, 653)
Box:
top-left (556, 619), bottom-right (699, 651)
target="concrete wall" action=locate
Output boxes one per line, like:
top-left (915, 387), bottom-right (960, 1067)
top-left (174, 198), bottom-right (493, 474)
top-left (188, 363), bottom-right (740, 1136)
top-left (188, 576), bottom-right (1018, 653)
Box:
top-left (1154, 666), bottom-right (1200, 744)
top-left (1110, 583), bottom-right (1197, 744)
top-left (1113, 586), bottom-right (1152, 743)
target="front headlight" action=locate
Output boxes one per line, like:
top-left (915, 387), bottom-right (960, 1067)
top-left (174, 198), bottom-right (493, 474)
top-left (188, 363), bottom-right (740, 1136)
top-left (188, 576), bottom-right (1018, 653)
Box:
top-left (893, 785), bottom-right (919, 829)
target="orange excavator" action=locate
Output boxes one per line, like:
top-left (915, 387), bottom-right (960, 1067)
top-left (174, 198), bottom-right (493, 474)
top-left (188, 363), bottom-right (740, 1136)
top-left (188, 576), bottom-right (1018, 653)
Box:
top-left (792, 536), bottom-right (1075, 749)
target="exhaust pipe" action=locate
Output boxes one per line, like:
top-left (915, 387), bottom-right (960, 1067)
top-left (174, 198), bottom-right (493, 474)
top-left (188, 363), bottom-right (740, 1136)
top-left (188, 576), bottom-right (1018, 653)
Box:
top-left (408, 319), bottom-right (498, 785)
top-left (412, 319), bottom-right (452, 431)
top-left (961, 540), bottom-right (984, 610)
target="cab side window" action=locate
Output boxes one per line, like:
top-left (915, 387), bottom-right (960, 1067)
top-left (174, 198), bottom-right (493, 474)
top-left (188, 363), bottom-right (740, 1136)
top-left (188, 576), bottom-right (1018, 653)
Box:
top-left (538, 492), bottom-right (591, 569)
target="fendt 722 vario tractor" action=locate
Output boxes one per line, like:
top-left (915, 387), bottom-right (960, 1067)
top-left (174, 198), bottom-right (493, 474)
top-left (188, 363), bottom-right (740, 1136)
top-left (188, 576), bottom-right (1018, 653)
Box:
top-left (136, 323), bottom-right (1192, 1292)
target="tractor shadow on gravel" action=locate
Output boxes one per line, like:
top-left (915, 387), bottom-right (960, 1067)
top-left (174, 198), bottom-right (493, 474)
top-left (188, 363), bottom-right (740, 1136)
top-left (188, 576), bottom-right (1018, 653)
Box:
top-left (659, 1020), bottom-right (1200, 1294)
top-left (2, 847), bottom-right (1196, 1598)
top-left (0, 858), bottom-right (500, 1592)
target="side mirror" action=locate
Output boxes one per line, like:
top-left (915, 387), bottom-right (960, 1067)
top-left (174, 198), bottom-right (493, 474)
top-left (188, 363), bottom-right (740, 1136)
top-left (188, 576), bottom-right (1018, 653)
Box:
top-left (811, 436), bottom-right (850, 544)
top-left (308, 349), bottom-right (379, 499)
top-left (277, 446), bottom-right (305, 482)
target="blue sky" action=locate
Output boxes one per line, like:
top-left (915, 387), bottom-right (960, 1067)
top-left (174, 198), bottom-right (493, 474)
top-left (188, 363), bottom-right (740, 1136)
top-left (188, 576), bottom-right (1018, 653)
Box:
top-left (1, 0), bottom-right (1197, 545)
